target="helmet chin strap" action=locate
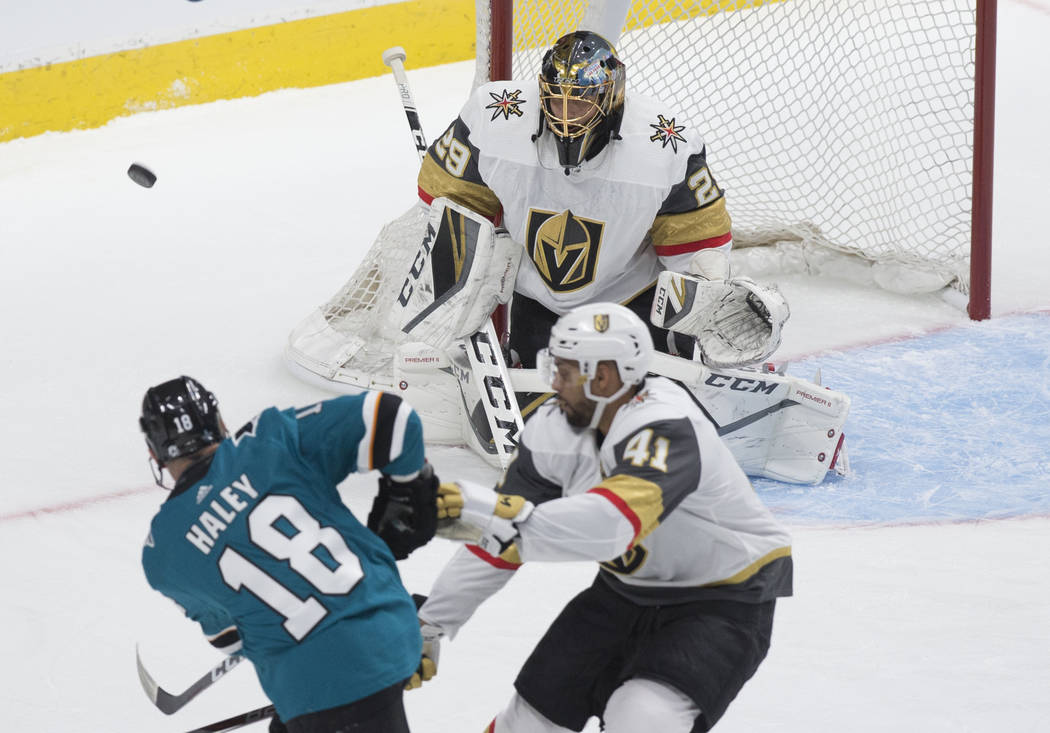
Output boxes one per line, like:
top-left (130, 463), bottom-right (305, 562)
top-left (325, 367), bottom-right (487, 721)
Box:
top-left (583, 378), bottom-right (634, 430)
top-left (148, 456), bottom-right (174, 490)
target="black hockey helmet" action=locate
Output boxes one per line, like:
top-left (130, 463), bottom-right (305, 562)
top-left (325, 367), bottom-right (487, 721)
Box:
top-left (139, 376), bottom-right (225, 468)
top-left (538, 31), bottom-right (626, 170)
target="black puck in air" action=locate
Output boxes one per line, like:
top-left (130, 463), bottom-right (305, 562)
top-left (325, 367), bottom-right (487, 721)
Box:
top-left (127, 163), bottom-right (157, 188)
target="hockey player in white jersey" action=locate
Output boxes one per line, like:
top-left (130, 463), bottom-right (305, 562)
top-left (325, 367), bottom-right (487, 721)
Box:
top-left (415, 303), bottom-right (793, 732)
top-left (418, 30), bottom-right (739, 365)
top-left (407, 30), bottom-right (849, 483)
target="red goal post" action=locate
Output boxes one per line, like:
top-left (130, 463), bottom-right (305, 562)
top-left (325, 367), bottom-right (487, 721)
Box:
top-left (475, 0), bottom-right (995, 319)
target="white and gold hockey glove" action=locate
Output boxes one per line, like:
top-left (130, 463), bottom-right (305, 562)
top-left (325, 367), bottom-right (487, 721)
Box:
top-left (436, 480), bottom-right (534, 563)
top-left (405, 622), bottom-right (442, 690)
top-left (651, 270), bottom-right (790, 367)
top-left (404, 594), bottom-right (442, 690)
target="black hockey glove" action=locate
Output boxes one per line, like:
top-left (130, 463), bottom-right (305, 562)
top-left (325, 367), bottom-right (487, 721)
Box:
top-left (367, 463), bottom-right (439, 560)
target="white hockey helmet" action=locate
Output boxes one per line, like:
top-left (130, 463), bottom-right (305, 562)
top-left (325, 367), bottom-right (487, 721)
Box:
top-left (544, 302), bottom-right (654, 403)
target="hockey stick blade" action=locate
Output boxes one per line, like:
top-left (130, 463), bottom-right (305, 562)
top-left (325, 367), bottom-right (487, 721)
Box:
top-left (136, 644), bottom-right (245, 715)
top-left (184, 704), bottom-right (276, 733)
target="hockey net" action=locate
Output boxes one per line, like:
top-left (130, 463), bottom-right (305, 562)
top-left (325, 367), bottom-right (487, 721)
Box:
top-left (476, 0), bottom-right (993, 308)
top-left (286, 0), bottom-right (993, 442)
top-left (285, 202), bottom-right (465, 442)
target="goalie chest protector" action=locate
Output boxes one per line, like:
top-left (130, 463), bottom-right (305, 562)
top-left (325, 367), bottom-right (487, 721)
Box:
top-left (442, 80), bottom-right (718, 314)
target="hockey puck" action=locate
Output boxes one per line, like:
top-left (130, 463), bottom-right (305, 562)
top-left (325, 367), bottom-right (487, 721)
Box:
top-left (127, 163), bottom-right (157, 188)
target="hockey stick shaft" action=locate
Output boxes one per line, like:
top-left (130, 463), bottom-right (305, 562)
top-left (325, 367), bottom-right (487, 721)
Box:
top-left (136, 644), bottom-right (244, 714)
top-left (382, 46), bottom-right (428, 162)
top-left (381, 46), bottom-right (520, 468)
top-left (183, 704), bottom-right (276, 733)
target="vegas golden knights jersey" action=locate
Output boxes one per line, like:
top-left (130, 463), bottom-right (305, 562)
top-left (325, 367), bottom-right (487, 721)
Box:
top-left (417, 80), bottom-right (733, 316)
top-left (419, 377), bottom-right (791, 636)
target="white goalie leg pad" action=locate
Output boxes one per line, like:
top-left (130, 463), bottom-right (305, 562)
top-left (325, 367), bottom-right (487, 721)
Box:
top-left (686, 361), bottom-right (850, 484)
top-left (389, 341), bottom-right (463, 444)
top-left (399, 197), bottom-right (521, 350)
top-left (510, 353), bottom-right (849, 484)
top-left (651, 270), bottom-right (790, 367)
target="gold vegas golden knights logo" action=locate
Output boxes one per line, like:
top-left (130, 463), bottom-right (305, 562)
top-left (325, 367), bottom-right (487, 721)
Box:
top-left (525, 209), bottom-right (605, 293)
top-left (594, 314), bottom-right (610, 332)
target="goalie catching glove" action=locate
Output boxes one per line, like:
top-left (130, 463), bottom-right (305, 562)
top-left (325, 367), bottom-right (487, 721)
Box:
top-left (366, 463), bottom-right (439, 560)
top-left (651, 270), bottom-right (790, 367)
top-left (435, 480), bottom-right (534, 563)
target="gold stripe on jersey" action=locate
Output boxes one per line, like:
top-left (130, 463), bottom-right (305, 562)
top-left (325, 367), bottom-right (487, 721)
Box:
top-left (703, 545), bottom-right (792, 588)
top-left (593, 474), bottom-right (665, 545)
top-left (649, 197), bottom-right (731, 249)
top-left (418, 156), bottom-right (502, 220)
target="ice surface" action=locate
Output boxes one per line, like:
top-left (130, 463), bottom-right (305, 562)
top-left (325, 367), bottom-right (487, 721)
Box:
top-left (1, 1), bottom-right (1049, 730)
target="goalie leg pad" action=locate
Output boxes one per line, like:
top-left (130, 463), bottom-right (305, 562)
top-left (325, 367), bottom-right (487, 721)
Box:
top-left (690, 364), bottom-right (850, 484)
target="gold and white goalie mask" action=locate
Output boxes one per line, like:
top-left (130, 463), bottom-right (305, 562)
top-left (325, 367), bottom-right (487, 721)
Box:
top-left (538, 31), bottom-right (626, 170)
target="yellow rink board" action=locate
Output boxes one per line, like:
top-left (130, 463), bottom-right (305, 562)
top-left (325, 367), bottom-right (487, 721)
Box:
top-left (0, 0), bottom-right (785, 143)
top-left (0, 0), bottom-right (478, 143)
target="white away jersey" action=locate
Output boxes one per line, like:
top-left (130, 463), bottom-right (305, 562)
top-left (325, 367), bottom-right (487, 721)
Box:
top-left (417, 80), bottom-right (733, 315)
top-left (419, 378), bottom-right (791, 636)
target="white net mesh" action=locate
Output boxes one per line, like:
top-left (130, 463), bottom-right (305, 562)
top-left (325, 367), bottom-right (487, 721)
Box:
top-left (286, 203), bottom-right (428, 383)
top-left (330, 203), bottom-right (428, 361)
top-left (481, 0), bottom-right (978, 292)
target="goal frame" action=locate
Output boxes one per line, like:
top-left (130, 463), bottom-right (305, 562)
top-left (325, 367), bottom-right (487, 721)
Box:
top-left (482, 0), bottom-right (996, 320)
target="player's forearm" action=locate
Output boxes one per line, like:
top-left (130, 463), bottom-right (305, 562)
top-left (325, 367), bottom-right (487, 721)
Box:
top-left (517, 492), bottom-right (636, 563)
top-left (418, 544), bottom-right (516, 638)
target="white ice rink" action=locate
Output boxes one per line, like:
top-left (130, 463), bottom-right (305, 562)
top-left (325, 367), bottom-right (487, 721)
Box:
top-left (2, 1), bottom-right (1049, 730)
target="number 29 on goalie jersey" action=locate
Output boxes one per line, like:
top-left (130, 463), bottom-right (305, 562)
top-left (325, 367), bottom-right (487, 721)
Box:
top-left (141, 393), bottom-right (425, 722)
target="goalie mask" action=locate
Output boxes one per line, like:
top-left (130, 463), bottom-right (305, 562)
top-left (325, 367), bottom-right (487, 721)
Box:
top-left (538, 31), bottom-right (626, 170)
top-left (539, 302), bottom-right (653, 428)
top-left (140, 376), bottom-right (226, 473)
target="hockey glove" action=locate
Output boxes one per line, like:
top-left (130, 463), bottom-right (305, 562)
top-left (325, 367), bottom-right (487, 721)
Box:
top-left (405, 623), bottom-right (442, 690)
top-left (435, 480), bottom-right (534, 562)
top-left (405, 594), bottom-right (442, 691)
top-left (367, 463), bottom-right (439, 560)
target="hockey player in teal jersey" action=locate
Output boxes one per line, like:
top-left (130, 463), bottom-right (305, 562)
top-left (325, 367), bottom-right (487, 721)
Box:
top-left (140, 376), bottom-right (439, 733)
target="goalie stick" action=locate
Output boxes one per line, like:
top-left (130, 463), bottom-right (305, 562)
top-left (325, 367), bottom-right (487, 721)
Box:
top-left (381, 47), bottom-right (427, 161)
top-left (136, 644), bottom-right (244, 715)
top-left (382, 46), bottom-right (523, 469)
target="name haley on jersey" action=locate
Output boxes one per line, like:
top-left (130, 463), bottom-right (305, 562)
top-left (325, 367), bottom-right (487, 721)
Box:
top-left (184, 473), bottom-right (259, 554)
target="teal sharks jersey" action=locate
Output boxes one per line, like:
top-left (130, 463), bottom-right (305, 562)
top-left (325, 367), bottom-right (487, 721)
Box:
top-left (142, 392), bottom-right (424, 721)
